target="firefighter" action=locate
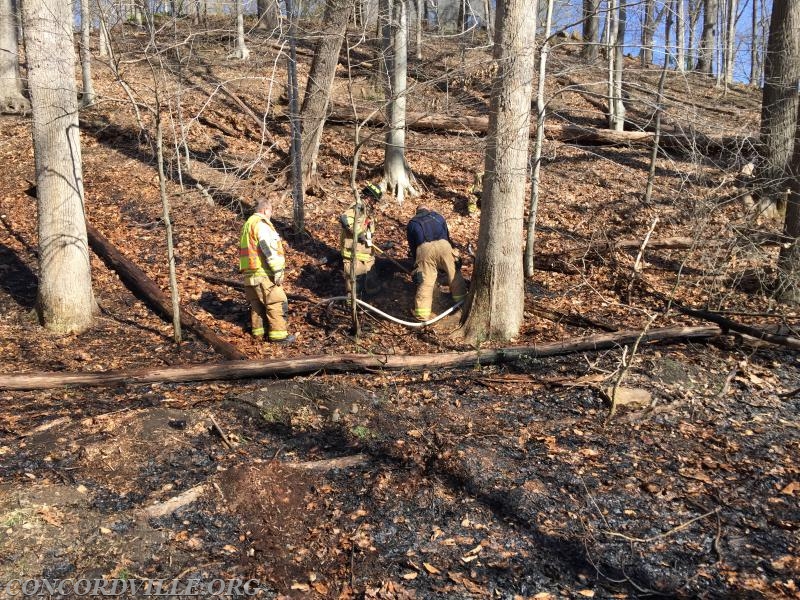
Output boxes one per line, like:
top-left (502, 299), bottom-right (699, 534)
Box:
top-left (339, 183), bottom-right (383, 298)
top-left (406, 205), bottom-right (467, 321)
top-left (468, 171), bottom-right (483, 216)
top-left (239, 195), bottom-right (295, 344)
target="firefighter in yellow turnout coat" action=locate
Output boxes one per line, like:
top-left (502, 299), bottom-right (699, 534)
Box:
top-left (406, 206), bottom-right (467, 321)
top-left (239, 197), bottom-right (295, 344)
top-left (339, 183), bottom-right (382, 298)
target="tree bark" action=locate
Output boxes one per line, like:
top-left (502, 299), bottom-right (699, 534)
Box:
top-left (641, 0), bottom-right (655, 67)
top-left (696, 0), bottom-right (718, 73)
top-left (610, 0), bottom-right (626, 131)
top-left (776, 100), bottom-right (800, 302)
top-left (256, 0), bottom-right (279, 31)
top-left (299, 0), bottom-right (353, 185)
top-left (85, 223), bottom-right (247, 360)
top-left (675, 0), bottom-right (685, 70)
top-left (0, 326), bottom-right (724, 390)
top-left (80, 0), bottom-right (96, 107)
top-left (0, 0), bottom-right (29, 114)
top-left (383, 0), bottom-right (418, 203)
top-left (754, 0), bottom-right (800, 205)
top-left (461, 0), bottom-right (537, 342)
top-left (722, 0), bottom-right (737, 84)
top-left (230, 0), bottom-right (250, 59)
top-left (524, 0), bottom-right (553, 277)
top-left (581, 0), bottom-right (600, 62)
top-left (23, 0), bottom-right (96, 334)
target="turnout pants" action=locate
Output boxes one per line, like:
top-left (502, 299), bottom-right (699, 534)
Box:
top-left (342, 256), bottom-right (380, 298)
top-left (244, 277), bottom-right (289, 341)
top-left (413, 239), bottom-right (467, 321)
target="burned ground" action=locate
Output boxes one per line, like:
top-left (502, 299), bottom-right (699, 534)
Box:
top-left (0, 22), bottom-right (798, 599)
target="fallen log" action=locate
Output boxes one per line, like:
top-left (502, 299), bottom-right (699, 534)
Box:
top-left (325, 104), bottom-right (735, 151)
top-left (651, 292), bottom-right (800, 351)
top-left (86, 223), bottom-right (248, 361)
top-left (0, 325), bottom-right (721, 390)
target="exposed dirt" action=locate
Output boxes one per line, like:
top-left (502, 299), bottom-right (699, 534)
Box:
top-left (0, 20), bottom-right (798, 600)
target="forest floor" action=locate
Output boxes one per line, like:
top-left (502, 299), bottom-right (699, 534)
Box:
top-left (0, 22), bottom-right (798, 599)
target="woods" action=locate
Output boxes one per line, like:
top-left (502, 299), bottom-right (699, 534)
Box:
top-left (1, 0), bottom-right (799, 596)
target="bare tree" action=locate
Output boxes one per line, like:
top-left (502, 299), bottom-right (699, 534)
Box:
top-left (256, 0), bottom-right (281, 31)
top-left (0, 0), bottom-right (28, 113)
top-left (696, 0), bottom-right (718, 73)
top-left (777, 104), bottom-right (800, 303)
top-left (80, 0), bottom-right (96, 106)
top-left (524, 0), bottom-right (553, 277)
top-left (675, 0), bottom-right (685, 70)
top-left (383, 0), bottom-right (418, 202)
top-left (300, 0), bottom-right (354, 185)
top-left (608, 0), bottom-right (626, 130)
top-left (755, 0), bottom-right (800, 206)
top-left (641, 0), bottom-right (655, 67)
top-left (22, 0), bottom-right (96, 333)
top-left (229, 0), bottom-right (250, 60)
top-left (722, 0), bottom-right (738, 84)
top-left (461, 0), bottom-right (538, 343)
top-left (581, 0), bottom-right (600, 62)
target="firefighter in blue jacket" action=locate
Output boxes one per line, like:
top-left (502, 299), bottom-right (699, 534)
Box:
top-left (406, 206), bottom-right (467, 321)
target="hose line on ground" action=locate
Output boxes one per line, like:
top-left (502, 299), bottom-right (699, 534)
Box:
top-left (321, 296), bottom-right (464, 328)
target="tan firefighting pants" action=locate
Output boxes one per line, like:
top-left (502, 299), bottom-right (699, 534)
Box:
top-left (244, 277), bottom-right (289, 341)
top-left (413, 239), bottom-right (467, 320)
top-left (342, 256), bottom-right (380, 297)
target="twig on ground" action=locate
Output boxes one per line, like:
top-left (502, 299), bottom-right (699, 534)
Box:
top-left (601, 508), bottom-right (719, 543)
top-left (208, 412), bottom-right (234, 449)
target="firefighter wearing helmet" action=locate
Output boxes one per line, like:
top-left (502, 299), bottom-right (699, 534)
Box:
top-left (339, 183), bottom-right (383, 298)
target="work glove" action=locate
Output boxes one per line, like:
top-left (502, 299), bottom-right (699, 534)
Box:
top-left (273, 270), bottom-right (285, 286)
top-left (455, 257), bottom-right (463, 270)
top-left (412, 270), bottom-right (424, 285)
top-left (364, 230), bottom-right (373, 247)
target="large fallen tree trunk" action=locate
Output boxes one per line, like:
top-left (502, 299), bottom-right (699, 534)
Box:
top-left (0, 325), bottom-right (721, 390)
top-left (325, 104), bottom-right (737, 151)
top-left (86, 223), bottom-right (248, 361)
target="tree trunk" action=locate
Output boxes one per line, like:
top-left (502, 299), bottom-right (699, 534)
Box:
top-left (0, 0), bottom-right (29, 113)
top-left (609, 0), bottom-right (626, 131)
top-left (755, 0), bottom-right (800, 204)
top-left (287, 0), bottom-right (304, 233)
top-left (461, 0), bottom-right (538, 343)
top-left (524, 0), bottom-right (553, 277)
top-left (641, 0), bottom-right (655, 67)
top-left (383, 0), bottom-right (418, 203)
top-left (675, 0), bottom-right (685, 70)
top-left (645, 6), bottom-right (672, 204)
top-left (749, 0), bottom-right (759, 84)
top-left (299, 0), bottom-right (353, 185)
top-left (155, 113), bottom-right (182, 344)
top-left (483, 0), bottom-right (493, 43)
top-left (80, 0), bottom-right (96, 107)
top-left (687, 0), bottom-right (700, 68)
top-left (0, 326), bottom-right (724, 390)
top-left (723, 0), bottom-right (737, 83)
top-left (581, 0), bottom-right (600, 62)
top-left (22, 0), bottom-right (96, 334)
top-left (696, 0), bottom-right (717, 73)
top-left (98, 1), bottom-right (110, 58)
top-left (776, 105), bottom-right (800, 303)
top-left (416, 0), bottom-right (423, 59)
top-left (256, 0), bottom-right (280, 31)
top-left (230, 0), bottom-right (250, 59)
